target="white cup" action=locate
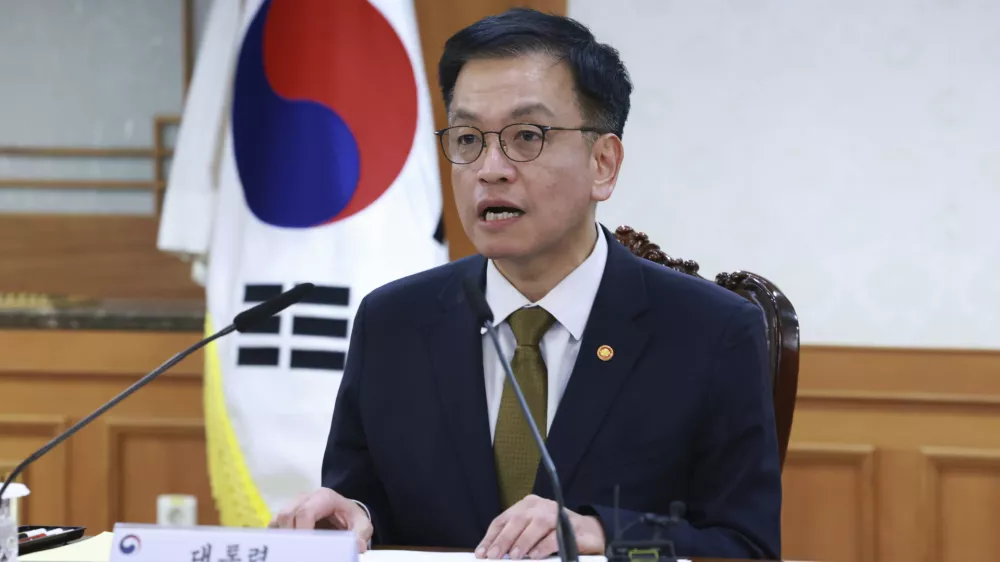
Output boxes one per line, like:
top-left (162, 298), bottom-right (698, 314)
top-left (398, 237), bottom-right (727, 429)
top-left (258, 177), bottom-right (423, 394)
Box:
top-left (156, 494), bottom-right (197, 527)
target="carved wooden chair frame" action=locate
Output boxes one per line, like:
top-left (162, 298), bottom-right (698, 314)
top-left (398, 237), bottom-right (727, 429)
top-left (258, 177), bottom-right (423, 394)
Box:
top-left (614, 226), bottom-right (800, 469)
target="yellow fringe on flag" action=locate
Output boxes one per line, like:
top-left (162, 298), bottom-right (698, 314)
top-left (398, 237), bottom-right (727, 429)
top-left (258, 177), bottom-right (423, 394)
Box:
top-left (204, 314), bottom-right (272, 527)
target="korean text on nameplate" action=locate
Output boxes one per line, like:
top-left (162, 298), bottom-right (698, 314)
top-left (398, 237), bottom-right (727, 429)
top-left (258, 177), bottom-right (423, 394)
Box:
top-left (108, 523), bottom-right (357, 562)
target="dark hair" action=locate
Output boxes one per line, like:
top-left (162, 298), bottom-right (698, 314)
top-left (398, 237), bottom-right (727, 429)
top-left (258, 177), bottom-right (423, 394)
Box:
top-left (438, 8), bottom-right (632, 139)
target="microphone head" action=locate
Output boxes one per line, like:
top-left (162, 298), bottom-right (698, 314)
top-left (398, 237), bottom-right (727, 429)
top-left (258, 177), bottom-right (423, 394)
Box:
top-left (233, 282), bottom-right (315, 333)
top-left (461, 277), bottom-right (493, 326)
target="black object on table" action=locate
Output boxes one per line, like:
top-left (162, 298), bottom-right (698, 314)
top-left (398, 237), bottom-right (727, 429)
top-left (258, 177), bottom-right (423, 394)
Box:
top-left (16, 525), bottom-right (86, 555)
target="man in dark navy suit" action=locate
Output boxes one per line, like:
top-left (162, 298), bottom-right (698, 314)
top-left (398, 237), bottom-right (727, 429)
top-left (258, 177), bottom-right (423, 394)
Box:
top-left (272, 8), bottom-right (781, 561)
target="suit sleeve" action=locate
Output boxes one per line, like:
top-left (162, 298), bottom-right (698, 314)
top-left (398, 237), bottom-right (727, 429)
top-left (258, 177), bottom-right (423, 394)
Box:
top-left (580, 302), bottom-right (782, 560)
top-left (321, 295), bottom-right (396, 544)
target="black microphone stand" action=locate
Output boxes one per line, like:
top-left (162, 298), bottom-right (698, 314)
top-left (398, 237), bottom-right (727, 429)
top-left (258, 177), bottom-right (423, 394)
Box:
top-left (0, 282), bottom-right (314, 501)
top-left (483, 318), bottom-right (580, 562)
top-left (0, 325), bottom-right (234, 501)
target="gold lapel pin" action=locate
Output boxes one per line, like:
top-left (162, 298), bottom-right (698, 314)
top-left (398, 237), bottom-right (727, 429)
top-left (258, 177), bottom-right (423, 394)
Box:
top-left (597, 345), bottom-right (614, 361)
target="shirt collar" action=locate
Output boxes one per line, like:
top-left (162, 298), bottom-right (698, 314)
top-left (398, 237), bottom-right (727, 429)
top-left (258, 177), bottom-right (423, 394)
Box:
top-left (484, 223), bottom-right (608, 340)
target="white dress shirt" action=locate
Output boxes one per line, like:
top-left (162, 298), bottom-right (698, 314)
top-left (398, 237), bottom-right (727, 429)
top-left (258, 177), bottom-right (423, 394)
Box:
top-left (482, 224), bottom-right (608, 442)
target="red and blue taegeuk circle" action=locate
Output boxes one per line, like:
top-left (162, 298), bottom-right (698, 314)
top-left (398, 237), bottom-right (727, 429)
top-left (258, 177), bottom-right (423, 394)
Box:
top-left (232, 0), bottom-right (418, 228)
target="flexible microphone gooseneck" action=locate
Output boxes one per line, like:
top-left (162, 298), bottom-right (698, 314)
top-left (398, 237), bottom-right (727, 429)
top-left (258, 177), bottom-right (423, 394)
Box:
top-left (0, 282), bottom-right (315, 502)
top-left (462, 277), bottom-right (580, 562)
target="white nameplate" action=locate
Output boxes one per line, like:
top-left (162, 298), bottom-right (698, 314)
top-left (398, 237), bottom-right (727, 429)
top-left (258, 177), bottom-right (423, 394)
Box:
top-left (110, 523), bottom-right (358, 562)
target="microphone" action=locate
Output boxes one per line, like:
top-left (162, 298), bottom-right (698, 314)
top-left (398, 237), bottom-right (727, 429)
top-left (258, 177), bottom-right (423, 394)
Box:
top-left (0, 282), bottom-right (315, 502)
top-left (608, 483), bottom-right (686, 562)
top-left (461, 277), bottom-right (580, 562)
top-left (233, 282), bottom-right (313, 333)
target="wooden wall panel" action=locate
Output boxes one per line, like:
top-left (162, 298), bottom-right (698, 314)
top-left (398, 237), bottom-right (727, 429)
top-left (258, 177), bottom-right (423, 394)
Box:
top-left (781, 444), bottom-right (876, 562)
top-left (0, 329), bottom-right (205, 534)
top-left (0, 330), bottom-right (203, 376)
top-left (0, 416), bottom-right (69, 525)
top-left (923, 447), bottom-right (1000, 562)
top-left (0, 215), bottom-right (201, 300)
top-left (106, 418), bottom-right (217, 529)
top-left (786, 347), bottom-right (1000, 562)
top-left (4, 327), bottom-right (1000, 562)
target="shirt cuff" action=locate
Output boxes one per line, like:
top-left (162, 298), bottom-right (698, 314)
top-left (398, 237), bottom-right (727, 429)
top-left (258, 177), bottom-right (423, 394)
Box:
top-left (352, 500), bottom-right (373, 548)
top-left (353, 500), bottom-right (372, 520)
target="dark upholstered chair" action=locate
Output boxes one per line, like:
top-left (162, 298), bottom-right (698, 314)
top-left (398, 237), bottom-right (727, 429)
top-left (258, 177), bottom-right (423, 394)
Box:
top-left (614, 225), bottom-right (800, 469)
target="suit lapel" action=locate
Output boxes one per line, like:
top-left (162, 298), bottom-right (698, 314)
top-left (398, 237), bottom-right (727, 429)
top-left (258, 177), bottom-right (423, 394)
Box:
top-left (535, 233), bottom-right (652, 499)
top-left (424, 257), bottom-right (501, 529)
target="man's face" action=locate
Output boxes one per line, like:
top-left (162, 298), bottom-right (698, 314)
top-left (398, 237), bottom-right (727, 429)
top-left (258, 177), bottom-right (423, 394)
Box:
top-left (447, 53), bottom-right (614, 261)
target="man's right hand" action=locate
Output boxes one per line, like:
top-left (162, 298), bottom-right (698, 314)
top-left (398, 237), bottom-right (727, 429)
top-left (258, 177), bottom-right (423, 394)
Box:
top-left (270, 488), bottom-right (373, 552)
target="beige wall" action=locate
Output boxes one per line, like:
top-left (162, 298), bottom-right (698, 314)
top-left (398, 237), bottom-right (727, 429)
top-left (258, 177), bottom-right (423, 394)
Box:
top-left (567, 0), bottom-right (1000, 351)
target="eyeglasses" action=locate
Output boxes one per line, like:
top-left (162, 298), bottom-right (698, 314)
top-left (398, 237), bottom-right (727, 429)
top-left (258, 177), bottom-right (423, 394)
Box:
top-left (433, 123), bottom-right (603, 164)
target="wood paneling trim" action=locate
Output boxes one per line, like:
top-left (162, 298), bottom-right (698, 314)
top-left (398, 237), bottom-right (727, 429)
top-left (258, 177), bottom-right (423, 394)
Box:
top-left (921, 447), bottom-right (1000, 561)
top-left (154, 115), bottom-right (180, 128)
top-left (800, 345), bottom-right (1000, 395)
top-left (798, 390), bottom-right (1000, 408)
top-left (0, 370), bottom-right (201, 383)
top-left (0, 179), bottom-right (159, 190)
top-left (0, 330), bottom-right (204, 376)
top-left (0, 461), bottom-right (18, 479)
top-left (182, 0), bottom-right (195, 95)
top-left (806, 344), bottom-right (1000, 356)
top-left (105, 418), bottom-right (206, 529)
top-left (0, 146), bottom-right (169, 158)
top-left (0, 415), bottom-right (69, 437)
top-left (0, 216), bottom-right (202, 300)
top-left (785, 443), bottom-right (877, 562)
top-left (922, 446), bottom-right (1000, 465)
top-left (0, 415), bottom-right (70, 523)
top-left (787, 442), bottom-right (876, 458)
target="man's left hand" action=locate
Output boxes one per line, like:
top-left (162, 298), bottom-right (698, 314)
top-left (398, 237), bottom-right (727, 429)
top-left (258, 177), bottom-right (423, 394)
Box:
top-left (475, 495), bottom-right (606, 559)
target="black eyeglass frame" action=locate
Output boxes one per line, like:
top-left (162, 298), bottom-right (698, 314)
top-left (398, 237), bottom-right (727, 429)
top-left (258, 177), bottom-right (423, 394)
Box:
top-left (433, 123), bottom-right (605, 164)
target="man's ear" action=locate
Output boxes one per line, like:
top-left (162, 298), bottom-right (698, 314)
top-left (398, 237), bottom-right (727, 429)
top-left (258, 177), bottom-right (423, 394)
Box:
top-left (591, 133), bottom-right (624, 202)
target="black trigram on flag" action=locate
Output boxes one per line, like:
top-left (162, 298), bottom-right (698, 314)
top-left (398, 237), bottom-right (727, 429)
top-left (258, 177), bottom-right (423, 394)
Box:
top-left (236, 283), bottom-right (350, 371)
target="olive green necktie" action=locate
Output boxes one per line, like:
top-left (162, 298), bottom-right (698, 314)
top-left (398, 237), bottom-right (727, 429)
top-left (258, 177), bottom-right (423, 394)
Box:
top-left (494, 306), bottom-right (556, 510)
